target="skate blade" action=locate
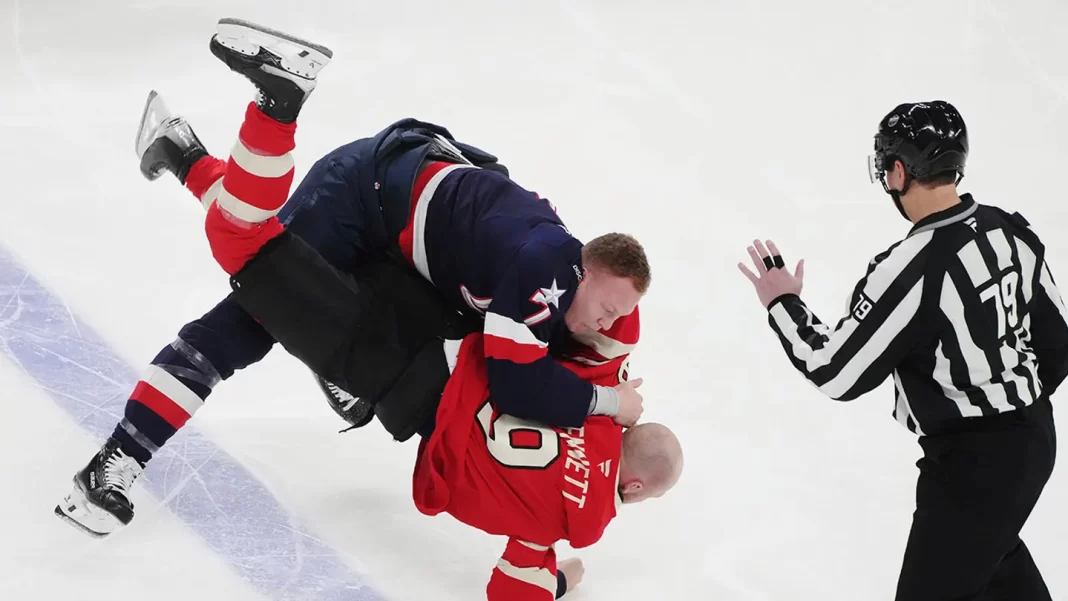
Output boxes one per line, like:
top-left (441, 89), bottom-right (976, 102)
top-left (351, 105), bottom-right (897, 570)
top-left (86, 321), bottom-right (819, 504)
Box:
top-left (54, 505), bottom-right (108, 539)
top-left (216, 18), bottom-right (332, 80)
top-left (54, 478), bottom-right (124, 538)
top-left (134, 89), bottom-right (172, 159)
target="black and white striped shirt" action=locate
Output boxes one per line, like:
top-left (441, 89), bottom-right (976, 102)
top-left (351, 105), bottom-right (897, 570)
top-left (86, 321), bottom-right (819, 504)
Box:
top-left (767, 194), bottom-right (1068, 436)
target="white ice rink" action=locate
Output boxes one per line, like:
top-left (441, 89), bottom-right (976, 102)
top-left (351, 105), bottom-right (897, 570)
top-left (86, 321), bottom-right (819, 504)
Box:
top-left (3, 0), bottom-right (1068, 599)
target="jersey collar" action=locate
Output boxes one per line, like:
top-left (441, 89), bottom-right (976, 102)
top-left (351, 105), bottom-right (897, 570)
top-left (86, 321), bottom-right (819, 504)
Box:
top-left (908, 193), bottom-right (977, 237)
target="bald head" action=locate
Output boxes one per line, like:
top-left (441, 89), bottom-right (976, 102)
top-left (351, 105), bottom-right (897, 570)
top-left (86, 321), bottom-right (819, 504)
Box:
top-left (618, 423), bottom-right (683, 504)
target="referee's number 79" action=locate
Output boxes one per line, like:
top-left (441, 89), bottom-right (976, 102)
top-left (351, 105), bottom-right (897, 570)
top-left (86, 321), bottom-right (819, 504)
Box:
top-left (979, 271), bottom-right (1020, 339)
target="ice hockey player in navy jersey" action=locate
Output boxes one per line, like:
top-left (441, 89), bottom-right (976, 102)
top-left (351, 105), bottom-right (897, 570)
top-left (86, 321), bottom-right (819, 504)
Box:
top-left (399, 159), bottom-right (649, 428)
top-left (56, 18), bottom-right (650, 538)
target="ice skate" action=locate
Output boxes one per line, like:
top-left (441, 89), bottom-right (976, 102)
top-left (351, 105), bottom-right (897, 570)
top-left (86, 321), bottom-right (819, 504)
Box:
top-left (55, 437), bottom-right (145, 538)
top-left (209, 18), bottom-right (333, 123)
top-left (134, 89), bottom-right (209, 183)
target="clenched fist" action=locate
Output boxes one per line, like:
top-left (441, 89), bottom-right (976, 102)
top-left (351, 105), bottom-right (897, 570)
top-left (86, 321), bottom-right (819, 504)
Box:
top-left (558, 558), bottom-right (585, 594)
top-left (613, 377), bottom-right (644, 427)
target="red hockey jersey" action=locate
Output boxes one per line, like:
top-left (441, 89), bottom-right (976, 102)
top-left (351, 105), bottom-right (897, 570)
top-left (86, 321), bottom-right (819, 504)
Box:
top-left (411, 308), bottom-right (640, 600)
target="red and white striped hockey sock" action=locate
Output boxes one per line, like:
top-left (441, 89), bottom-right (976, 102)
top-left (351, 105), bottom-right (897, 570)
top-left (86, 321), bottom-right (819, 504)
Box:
top-left (184, 156), bottom-right (226, 208)
top-left (203, 102), bottom-right (298, 274)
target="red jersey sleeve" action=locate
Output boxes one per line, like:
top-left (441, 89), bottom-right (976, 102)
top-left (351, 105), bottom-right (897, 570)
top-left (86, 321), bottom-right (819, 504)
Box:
top-left (561, 305), bottom-right (640, 386)
top-left (486, 538), bottom-right (558, 601)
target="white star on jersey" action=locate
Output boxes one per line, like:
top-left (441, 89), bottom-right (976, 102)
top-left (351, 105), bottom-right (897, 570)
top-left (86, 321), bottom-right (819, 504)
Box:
top-left (534, 279), bottom-right (566, 309)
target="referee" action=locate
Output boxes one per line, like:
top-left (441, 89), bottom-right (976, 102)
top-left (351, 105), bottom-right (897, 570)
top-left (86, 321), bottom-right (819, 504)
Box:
top-left (738, 101), bottom-right (1065, 600)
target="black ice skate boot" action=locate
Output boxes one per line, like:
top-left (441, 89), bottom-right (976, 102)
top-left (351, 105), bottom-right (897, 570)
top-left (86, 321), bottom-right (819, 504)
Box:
top-left (209, 18), bottom-right (333, 124)
top-left (134, 89), bottom-right (209, 183)
top-left (55, 437), bottom-right (145, 538)
top-left (315, 372), bottom-right (375, 433)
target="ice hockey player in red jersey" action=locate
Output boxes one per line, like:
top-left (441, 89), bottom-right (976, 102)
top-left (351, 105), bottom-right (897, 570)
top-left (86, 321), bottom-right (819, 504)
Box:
top-left (413, 310), bottom-right (684, 600)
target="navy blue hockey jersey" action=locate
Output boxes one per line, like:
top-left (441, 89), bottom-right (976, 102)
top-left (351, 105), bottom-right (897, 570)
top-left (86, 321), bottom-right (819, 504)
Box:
top-left (398, 161), bottom-right (595, 428)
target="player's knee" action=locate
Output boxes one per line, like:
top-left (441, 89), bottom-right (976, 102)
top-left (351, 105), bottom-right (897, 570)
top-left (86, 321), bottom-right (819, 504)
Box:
top-left (205, 203), bottom-right (285, 274)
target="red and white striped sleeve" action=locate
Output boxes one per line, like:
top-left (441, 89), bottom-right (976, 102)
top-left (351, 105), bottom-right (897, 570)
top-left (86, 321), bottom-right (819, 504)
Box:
top-left (486, 538), bottom-right (560, 601)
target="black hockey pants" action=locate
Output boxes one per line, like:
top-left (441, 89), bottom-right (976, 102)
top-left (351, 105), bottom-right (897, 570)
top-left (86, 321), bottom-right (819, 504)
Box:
top-left (894, 396), bottom-right (1056, 601)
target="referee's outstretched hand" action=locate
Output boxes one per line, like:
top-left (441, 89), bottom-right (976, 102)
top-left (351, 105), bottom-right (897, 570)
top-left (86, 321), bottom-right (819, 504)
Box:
top-left (738, 239), bottom-right (805, 308)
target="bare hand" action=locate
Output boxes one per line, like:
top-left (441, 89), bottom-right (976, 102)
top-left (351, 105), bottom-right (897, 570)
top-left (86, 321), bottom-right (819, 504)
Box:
top-left (558, 558), bottom-right (585, 594)
top-left (737, 239), bottom-right (805, 308)
top-left (614, 377), bottom-right (644, 427)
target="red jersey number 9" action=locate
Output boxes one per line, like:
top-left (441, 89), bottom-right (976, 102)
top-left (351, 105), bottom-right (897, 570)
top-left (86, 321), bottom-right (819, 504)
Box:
top-left (476, 402), bottom-right (561, 470)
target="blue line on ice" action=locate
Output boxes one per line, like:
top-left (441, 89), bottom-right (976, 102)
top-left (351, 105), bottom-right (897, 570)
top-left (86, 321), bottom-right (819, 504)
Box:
top-left (0, 246), bottom-right (384, 601)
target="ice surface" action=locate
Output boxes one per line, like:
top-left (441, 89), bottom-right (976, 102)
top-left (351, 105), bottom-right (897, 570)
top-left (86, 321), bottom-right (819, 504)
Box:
top-left (0, 245), bottom-right (384, 601)
top-left (2, 0), bottom-right (1068, 600)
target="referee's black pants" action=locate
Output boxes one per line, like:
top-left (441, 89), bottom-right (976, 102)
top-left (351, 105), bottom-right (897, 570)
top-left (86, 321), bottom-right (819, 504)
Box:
top-left (895, 396), bottom-right (1056, 601)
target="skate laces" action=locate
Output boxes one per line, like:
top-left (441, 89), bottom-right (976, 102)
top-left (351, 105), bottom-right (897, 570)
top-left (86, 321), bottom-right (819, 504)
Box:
top-left (102, 450), bottom-right (143, 496)
top-left (255, 88), bottom-right (275, 111)
top-left (327, 381), bottom-right (359, 411)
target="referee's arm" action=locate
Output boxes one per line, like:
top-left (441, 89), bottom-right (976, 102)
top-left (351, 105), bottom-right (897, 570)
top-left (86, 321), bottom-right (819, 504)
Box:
top-left (1030, 256), bottom-right (1068, 396)
top-left (765, 240), bottom-right (929, 401)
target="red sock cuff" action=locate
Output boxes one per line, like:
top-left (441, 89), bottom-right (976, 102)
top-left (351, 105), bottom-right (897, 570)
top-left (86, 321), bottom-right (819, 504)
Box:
top-left (184, 156), bottom-right (226, 200)
top-left (239, 102), bottom-right (297, 155)
top-left (205, 203), bottom-right (285, 275)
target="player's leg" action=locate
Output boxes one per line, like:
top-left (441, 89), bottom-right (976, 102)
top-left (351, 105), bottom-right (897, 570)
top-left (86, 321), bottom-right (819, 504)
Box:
top-left (55, 295), bottom-right (276, 537)
top-left (977, 396), bottom-right (1056, 600)
top-left (55, 18), bottom-right (332, 538)
top-left (195, 19), bottom-right (332, 274)
top-left (980, 539), bottom-right (1052, 600)
top-left (893, 479), bottom-right (999, 600)
top-left (894, 403), bottom-right (1055, 600)
top-left (135, 18), bottom-right (332, 274)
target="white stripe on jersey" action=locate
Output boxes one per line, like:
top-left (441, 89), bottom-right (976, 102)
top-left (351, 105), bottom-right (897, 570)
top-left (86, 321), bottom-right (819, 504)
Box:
top-left (940, 272), bottom-right (1018, 413)
top-left (957, 239), bottom-right (990, 289)
top-left (410, 164), bottom-right (477, 283)
top-left (1039, 262), bottom-right (1068, 326)
top-left (987, 228), bottom-right (1015, 272)
top-left (485, 312), bottom-right (549, 348)
top-left (770, 231), bottom-right (931, 378)
top-left (1017, 240), bottom-right (1037, 306)
top-left (517, 540), bottom-right (552, 552)
top-left (768, 277), bottom-right (924, 399)
top-left (893, 371), bottom-right (924, 435)
top-left (933, 340), bottom-right (984, 418)
top-left (495, 558), bottom-right (557, 594)
top-left (819, 278), bottom-right (924, 399)
top-left (571, 329), bottom-right (636, 361)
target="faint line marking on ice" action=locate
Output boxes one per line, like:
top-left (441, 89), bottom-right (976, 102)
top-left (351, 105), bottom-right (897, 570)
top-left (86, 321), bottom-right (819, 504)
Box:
top-left (0, 245), bottom-right (385, 601)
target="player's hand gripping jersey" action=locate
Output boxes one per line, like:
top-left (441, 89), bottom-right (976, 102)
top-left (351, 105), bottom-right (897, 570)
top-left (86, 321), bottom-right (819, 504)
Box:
top-left (412, 309), bottom-right (639, 600)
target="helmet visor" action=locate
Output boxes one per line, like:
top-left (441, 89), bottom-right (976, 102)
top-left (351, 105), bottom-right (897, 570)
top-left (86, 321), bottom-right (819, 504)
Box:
top-left (867, 153), bottom-right (884, 184)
